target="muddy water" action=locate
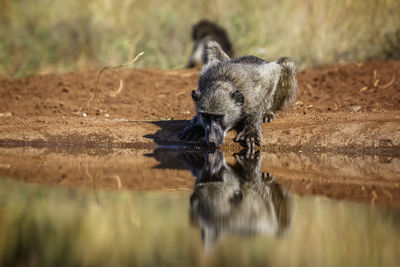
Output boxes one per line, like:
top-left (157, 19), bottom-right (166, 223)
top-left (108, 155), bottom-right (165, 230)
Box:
top-left (0, 147), bottom-right (399, 266)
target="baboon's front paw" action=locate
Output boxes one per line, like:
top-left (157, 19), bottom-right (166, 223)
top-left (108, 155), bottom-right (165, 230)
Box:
top-left (179, 124), bottom-right (204, 141)
top-left (263, 112), bottom-right (276, 123)
top-left (234, 150), bottom-right (260, 163)
top-left (246, 134), bottom-right (261, 149)
top-left (234, 129), bottom-right (261, 149)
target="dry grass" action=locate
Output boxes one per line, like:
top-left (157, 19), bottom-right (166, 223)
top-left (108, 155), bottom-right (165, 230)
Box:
top-left (0, 0), bottom-right (400, 77)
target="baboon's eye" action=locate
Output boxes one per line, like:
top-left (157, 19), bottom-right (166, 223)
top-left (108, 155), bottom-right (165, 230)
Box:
top-left (201, 113), bottom-right (224, 124)
top-left (231, 90), bottom-right (244, 105)
top-left (212, 114), bottom-right (224, 123)
top-left (201, 114), bottom-right (211, 124)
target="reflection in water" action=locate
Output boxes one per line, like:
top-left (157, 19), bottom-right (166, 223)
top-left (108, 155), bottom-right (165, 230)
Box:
top-left (179, 150), bottom-right (293, 250)
top-left (1, 175), bottom-right (400, 266)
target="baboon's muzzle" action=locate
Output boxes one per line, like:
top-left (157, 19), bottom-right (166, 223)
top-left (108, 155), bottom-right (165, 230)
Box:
top-left (206, 122), bottom-right (224, 148)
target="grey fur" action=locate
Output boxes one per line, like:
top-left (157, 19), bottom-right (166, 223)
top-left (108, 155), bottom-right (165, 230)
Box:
top-left (179, 150), bottom-right (293, 251)
top-left (179, 40), bottom-right (298, 149)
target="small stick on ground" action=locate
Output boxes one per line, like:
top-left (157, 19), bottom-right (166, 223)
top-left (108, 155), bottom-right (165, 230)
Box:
top-left (87, 51), bottom-right (144, 109)
top-left (373, 69), bottom-right (380, 87)
top-left (110, 80), bottom-right (124, 97)
top-left (379, 74), bottom-right (395, 89)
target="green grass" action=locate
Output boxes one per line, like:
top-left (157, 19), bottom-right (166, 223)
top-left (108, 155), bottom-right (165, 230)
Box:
top-left (1, 0), bottom-right (400, 78)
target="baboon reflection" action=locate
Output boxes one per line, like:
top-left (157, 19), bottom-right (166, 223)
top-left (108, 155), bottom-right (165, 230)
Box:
top-left (179, 150), bottom-right (293, 250)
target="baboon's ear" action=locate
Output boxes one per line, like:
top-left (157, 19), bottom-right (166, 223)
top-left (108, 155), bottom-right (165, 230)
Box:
top-left (192, 90), bottom-right (200, 101)
top-left (203, 40), bottom-right (230, 66)
top-left (231, 90), bottom-right (244, 105)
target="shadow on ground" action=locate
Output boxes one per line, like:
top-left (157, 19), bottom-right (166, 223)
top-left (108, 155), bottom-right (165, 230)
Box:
top-left (144, 120), bottom-right (208, 148)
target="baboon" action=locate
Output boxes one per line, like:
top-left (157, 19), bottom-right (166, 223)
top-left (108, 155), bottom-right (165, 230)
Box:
top-left (179, 150), bottom-right (293, 250)
top-left (187, 20), bottom-right (234, 68)
top-left (179, 41), bottom-right (297, 149)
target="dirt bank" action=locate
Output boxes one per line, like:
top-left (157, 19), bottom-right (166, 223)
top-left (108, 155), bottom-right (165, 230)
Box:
top-left (0, 60), bottom-right (400, 152)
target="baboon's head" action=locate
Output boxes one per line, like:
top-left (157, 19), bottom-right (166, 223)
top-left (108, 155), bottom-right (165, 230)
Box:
top-left (190, 150), bottom-right (243, 221)
top-left (192, 85), bottom-right (244, 147)
top-left (191, 41), bottom-right (244, 147)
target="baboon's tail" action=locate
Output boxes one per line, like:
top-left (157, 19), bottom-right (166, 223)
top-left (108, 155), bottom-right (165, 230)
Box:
top-left (277, 57), bottom-right (297, 108)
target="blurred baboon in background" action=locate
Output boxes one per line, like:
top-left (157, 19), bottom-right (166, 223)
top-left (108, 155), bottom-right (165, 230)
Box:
top-left (186, 19), bottom-right (235, 68)
top-left (179, 149), bottom-right (293, 251)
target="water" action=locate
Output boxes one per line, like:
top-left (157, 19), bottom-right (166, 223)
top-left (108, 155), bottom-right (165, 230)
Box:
top-left (0, 148), bottom-right (399, 266)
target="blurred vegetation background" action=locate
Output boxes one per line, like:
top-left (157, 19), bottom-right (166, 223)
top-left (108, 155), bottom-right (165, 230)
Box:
top-left (1, 179), bottom-right (399, 266)
top-left (0, 0), bottom-right (400, 78)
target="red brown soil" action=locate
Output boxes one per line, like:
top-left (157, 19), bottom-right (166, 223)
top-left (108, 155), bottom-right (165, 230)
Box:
top-left (0, 60), bottom-right (399, 151)
top-left (1, 60), bottom-right (399, 119)
top-left (0, 60), bottom-right (399, 207)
